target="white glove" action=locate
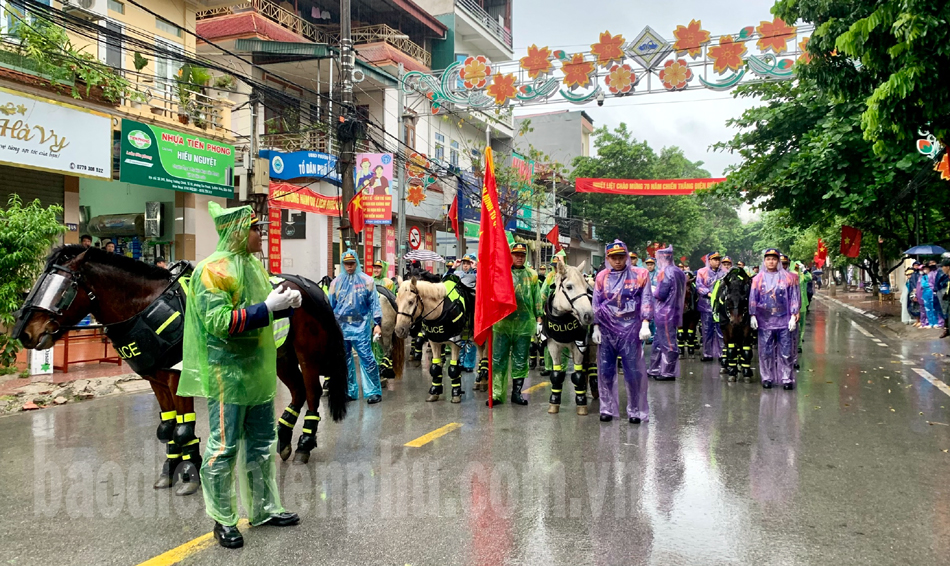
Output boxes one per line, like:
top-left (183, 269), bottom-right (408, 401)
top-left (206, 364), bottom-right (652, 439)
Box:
top-left (750, 315), bottom-right (758, 330)
top-left (788, 316), bottom-right (798, 332)
top-left (591, 325), bottom-right (602, 345)
top-left (639, 320), bottom-right (652, 341)
top-left (265, 287), bottom-right (294, 312)
top-left (536, 322), bottom-right (544, 335)
top-left (287, 289), bottom-right (302, 309)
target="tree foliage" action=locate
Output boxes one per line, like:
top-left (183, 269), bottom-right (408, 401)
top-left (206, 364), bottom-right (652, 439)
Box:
top-left (0, 195), bottom-right (65, 369)
top-left (774, 0), bottom-right (950, 152)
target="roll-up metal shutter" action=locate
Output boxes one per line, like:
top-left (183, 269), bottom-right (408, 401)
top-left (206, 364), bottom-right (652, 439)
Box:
top-left (0, 165), bottom-right (65, 210)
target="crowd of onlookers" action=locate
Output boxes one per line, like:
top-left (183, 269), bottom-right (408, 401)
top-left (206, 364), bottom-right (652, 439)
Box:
top-left (903, 259), bottom-right (950, 329)
top-left (78, 233), bottom-right (166, 268)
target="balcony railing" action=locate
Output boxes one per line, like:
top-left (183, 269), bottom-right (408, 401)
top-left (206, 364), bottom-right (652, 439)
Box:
top-left (260, 129), bottom-right (370, 155)
top-left (456, 0), bottom-right (512, 48)
top-left (128, 78), bottom-right (231, 135)
top-left (329, 24), bottom-right (430, 68)
top-left (197, 0), bottom-right (334, 44)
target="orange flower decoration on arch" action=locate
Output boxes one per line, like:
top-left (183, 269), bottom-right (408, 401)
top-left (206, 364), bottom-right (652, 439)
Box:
top-left (407, 185), bottom-right (427, 206)
top-left (459, 55), bottom-right (491, 90)
top-left (659, 59), bottom-right (692, 90)
top-left (708, 36), bottom-right (747, 74)
top-left (487, 73), bottom-right (518, 105)
top-left (561, 53), bottom-right (596, 89)
top-left (605, 64), bottom-right (635, 94)
top-left (756, 17), bottom-right (795, 54)
top-left (798, 37), bottom-right (812, 64)
top-left (672, 19), bottom-right (710, 58)
top-left (590, 31), bottom-right (626, 68)
top-left (936, 153), bottom-right (950, 181)
top-left (520, 44), bottom-right (554, 79)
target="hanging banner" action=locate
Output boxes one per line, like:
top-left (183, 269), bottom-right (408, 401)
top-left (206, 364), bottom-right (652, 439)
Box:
top-left (575, 177), bottom-right (725, 195)
top-left (355, 153), bottom-right (394, 225)
top-left (268, 207), bottom-right (282, 274)
top-left (511, 152), bottom-right (535, 231)
top-left (364, 225), bottom-right (374, 275)
top-left (425, 231), bottom-right (435, 273)
top-left (385, 226), bottom-right (396, 278)
top-left (120, 119), bottom-right (235, 197)
top-left (268, 182), bottom-right (341, 216)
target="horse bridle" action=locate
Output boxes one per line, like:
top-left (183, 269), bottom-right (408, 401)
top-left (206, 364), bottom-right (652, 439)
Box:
top-left (553, 282), bottom-right (592, 317)
top-left (397, 286), bottom-right (449, 323)
top-left (12, 261), bottom-right (92, 341)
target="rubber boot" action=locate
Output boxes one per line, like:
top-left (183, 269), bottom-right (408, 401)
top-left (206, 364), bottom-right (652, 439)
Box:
top-left (173, 413), bottom-right (201, 496)
top-left (741, 346), bottom-right (754, 382)
top-left (294, 410), bottom-right (320, 464)
top-left (587, 364), bottom-right (599, 399)
top-left (477, 358), bottom-right (489, 392)
top-left (548, 367), bottom-right (566, 414)
top-left (156, 410), bottom-right (176, 442)
top-left (677, 328), bottom-right (686, 356)
top-left (529, 342), bottom-right (539, 369)
top-left (277, 404), bottom-right (300, 461)
top-left (572, 364), bottom-right (588, 416)
top-left (427, 358), bottom-right (444, 402)
top-left (511, 378), bottom-right (528, 406)
top-left (154, 439), bottom-right (180, 489)
top-left (448, 362), bottom-right (464, 403)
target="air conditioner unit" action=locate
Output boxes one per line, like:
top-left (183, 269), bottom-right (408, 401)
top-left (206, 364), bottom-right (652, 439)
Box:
top-left (145, 202), bottom-right (163, 238)
top-left (62, 0), bottom-right (106, 20)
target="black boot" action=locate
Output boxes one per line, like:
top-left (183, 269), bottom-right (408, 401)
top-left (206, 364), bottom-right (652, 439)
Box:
top-left (449, 362), bottom-right (464, 403)
top-left (173, 414), bottom-right (201, 496)
top-left (511, 378), bottom-right (528, 405)
top-left (214, 522), bottom-right (244, 548)
top-left (427, 361), bottom-right (444, 402)
top-left (547, 370), bottom-right (565, 414)
top-left (260, 512), bottom-right (300, 527)
top-left (762, 380), bottom-right (773, 389)
top-left (294, 410), bottom-right (320, 464)
top-left (783, 382), bottom-right (796, 390)
top-left (277, 404), bottom-right (300, 461)
top-left (156, 410), bottom-right (176, 442)
top-left (600, 414), bottom-right (613, 422)
top-left (477, 358), bottom-right (489, 392)
top-left (587, 364), bottom-right (599, 400)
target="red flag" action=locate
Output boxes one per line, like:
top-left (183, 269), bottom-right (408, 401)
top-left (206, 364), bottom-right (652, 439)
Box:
top-left (817, 238), bottom-right (828, 261)
top-left (347, 191), bottom-right (365, 234)
top-left (840, 225), bottom-right (862, 258)
top-left (546, 225), bottom-right (561, 251)
top-left (448, 194), bottom-right (459, 235)
top-left (474, 147), bottom-right (517, 346)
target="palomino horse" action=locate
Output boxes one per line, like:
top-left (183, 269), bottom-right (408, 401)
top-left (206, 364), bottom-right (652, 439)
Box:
top-left (713, 267), bottom-right (755, 382)
top-left (393, 276), bottom-right (487, 403)
top-left (541, 261), bottom-right (597, 415)
top-left (12, 246), bottom-right (349, 497)
top-left (678, 275), bottom-right (700, 358)
top-left (376, 285), bottom-right (406, 382)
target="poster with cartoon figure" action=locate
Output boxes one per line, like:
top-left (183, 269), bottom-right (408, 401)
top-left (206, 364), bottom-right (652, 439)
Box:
top-left (355, 153), bottom-right (394, 224)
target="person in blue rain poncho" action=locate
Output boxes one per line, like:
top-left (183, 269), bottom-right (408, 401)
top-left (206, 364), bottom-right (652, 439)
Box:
top-left (696, 252), bottom-right (727, 362)
top-left (749, 248), bottom-right (801, 390)
top-left (592, 240), bottom-right (654, 424)
top-left (328, 249), bottom-right (383, 404)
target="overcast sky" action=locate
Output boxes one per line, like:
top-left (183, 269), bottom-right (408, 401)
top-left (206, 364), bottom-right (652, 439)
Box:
top-left (510, 0), bottom-right (781, 179)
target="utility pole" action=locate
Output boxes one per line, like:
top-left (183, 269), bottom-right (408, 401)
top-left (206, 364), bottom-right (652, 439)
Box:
top-left (395, 63), bottom-right (408, 278)
top-left (338, 0), bottom-right (356, 246)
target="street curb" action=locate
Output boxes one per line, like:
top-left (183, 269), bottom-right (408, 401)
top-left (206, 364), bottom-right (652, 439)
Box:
top-left (815, 294), bottom-right (879, 320)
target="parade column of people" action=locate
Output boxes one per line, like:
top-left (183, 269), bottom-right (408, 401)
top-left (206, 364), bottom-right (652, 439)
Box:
top-left (648, 246), bottom-right (686, 381)
top-left (592, 240), bottom-right (653, 423)
top-left (178, 202), bottom-right (303, 549)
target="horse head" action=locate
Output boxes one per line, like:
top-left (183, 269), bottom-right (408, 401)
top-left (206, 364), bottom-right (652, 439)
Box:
top-left (552, 260), bottom-right (594, 326)
top-left (394, 277), bottom-right (421, 339)
top-left (722, 267), bottom-right (752, 323)
top-left (13, 246), bottom-right (97, 350)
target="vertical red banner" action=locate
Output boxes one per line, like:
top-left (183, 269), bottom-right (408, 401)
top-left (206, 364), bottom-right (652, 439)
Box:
top-left (425, 231), bottom-right (435, 273)
top-left (364, 225), bottom-right (375, 275)
top-left (384, 225), bottom-right (396, 278)
top-left (268, 207), bottom-right (281, 274)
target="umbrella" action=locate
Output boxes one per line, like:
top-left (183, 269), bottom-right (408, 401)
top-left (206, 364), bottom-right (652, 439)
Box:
top-left (404, 250), bottom-right (444, 263)
top-left (903, 244), bottom-right (948, 255)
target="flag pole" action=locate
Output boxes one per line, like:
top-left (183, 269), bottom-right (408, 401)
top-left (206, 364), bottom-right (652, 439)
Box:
top-left (487, 334), bottom-right (493, 408)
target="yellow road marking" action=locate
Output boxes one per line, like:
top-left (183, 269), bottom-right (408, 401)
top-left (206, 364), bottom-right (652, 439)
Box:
top-left (404, 422), bottom-right (462, 447)
top-left (137, 519), bottom-right (249, 566)
top-left (522, 381), bottom-right (550, 394)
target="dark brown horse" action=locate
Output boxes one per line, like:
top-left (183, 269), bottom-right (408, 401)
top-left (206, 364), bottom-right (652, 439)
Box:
top-left (713, 267), bottom-right (754, 382)
top-left (12, 246), bottom-right (348, 496)
top-left (678, 276), bottom-right (700, 358)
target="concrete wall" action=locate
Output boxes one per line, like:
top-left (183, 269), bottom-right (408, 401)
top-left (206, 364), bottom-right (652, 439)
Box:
top-left (278, 212), bottom-right (330, 280)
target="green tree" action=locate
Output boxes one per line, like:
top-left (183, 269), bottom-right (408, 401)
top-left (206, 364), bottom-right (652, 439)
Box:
top-left (774, 0), bottom-right (950, 152)
top-left (0, 195), bottom-right (65, 369)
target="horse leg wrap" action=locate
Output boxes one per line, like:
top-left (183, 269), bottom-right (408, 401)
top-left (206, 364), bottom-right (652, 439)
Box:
top-left (477, 358), bottom-right (489, 390)
top-left (157, 410), bottom-right (177, 442)
top-left (277, 404), bottom-right (300, 461)
top-left (296, 410), bottom-right (320, 453)
top-left (322, 376), bottom-right (331, 396)
top-left (412, 332), bottom-right (424, 360)
top-left (155, 440), bottom-right (181, 488)
top-left (173, 414), bottom-right (201, 495)
top-left (449, 361), bottom-right (463, 401)
top-left (687, 329), bottom-right (697, 355)
top-left (587, 364), bottom-right (599, 399)
top-left (571, 364), bottom-right (588, 407)
top-left (726, 343), bottom-right (738, 377)
top-left (677, 329), bottom-right (686, 355)
top-left (549, 367), bottom-right (566, 406)
top-left (380, 356), bottom-right (395, 380)
top-left (742, 346), bottom-right (754, 378)
top-left (428, 359), bottom-right (444, 399)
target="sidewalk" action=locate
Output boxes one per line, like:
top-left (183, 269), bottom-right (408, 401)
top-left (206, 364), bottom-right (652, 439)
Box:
top-left (816, 287), bottom-right (945, 342)
top-left (0, 361), bottom-right (143, 415)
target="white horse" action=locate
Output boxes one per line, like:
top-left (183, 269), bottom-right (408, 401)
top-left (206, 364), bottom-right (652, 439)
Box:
top-left (394, 277), bottom-right (488, 403)
top-left (542, 260), bottom-right (597, 415)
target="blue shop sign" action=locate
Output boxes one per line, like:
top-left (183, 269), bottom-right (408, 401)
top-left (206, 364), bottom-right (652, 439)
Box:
top-left (260, 149), bottom-right (341, 186)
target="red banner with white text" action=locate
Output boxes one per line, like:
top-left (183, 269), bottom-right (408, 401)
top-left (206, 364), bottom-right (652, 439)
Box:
top-left (575, 177), bottom-right (726, 195)
top-left (268, 182), bottom-right (342, 215)
top-left (268, 207), bottom-right (282, 274)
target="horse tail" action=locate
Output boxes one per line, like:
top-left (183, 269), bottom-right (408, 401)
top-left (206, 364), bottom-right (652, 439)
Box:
top-left (391, 334), bottom-right (405, 380)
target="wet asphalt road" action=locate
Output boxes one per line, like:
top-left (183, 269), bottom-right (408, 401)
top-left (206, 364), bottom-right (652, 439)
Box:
top-left (3, 295), bottom-right (950, 566)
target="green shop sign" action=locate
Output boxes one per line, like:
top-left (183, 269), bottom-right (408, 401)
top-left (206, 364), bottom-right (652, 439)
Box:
top-left (119, 119), bottom-right (235, 197)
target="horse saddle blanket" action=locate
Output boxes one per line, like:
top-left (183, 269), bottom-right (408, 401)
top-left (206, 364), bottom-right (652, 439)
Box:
top-left (421, 279), bottom-right (469, 343)
top-left (542, 294), bottom-right (589, 348)
top-left (105, 280), bottom-right (187, 376)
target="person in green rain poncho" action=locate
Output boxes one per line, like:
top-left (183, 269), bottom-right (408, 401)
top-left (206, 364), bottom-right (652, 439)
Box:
top-left (490, 243), bottom-right (543, 406)
top-left (792, 260), bottom-right (812, 361)
top-left (178, 202), bottom-right (302, 549)
top-left (539, 249), bottom-right (570, 377)
top-left (370, 259), bottom-right (395, 384)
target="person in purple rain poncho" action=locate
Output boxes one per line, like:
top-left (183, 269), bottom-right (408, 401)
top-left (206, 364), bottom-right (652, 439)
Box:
top-left (749, 248), bottom-right (801, 390)
top-left (648, 246), bottom-right (686, 381)
top-left (695, 252), bottom-right (726, 362)
top-left (592, 240), bottom-right (654, 423)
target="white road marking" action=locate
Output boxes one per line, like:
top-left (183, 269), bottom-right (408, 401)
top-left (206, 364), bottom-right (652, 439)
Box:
top-left (851, 320), bottom-right (874, 338)
top-left (913, 368), bottom-right (950, 397)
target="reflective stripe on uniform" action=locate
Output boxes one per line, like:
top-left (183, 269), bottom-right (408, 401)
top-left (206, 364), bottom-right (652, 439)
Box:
top-left (273, 318), bottom-right (291, 349)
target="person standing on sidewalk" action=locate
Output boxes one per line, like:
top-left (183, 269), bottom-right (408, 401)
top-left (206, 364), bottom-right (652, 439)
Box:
top-left (178, 202), bottom-right (302, 549)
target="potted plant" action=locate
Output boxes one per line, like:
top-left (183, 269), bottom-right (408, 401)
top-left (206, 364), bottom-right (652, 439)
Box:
top-left (212, 74), bottom-right (236, 99)
top-left (129, 52), bottom-right (149, 108)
